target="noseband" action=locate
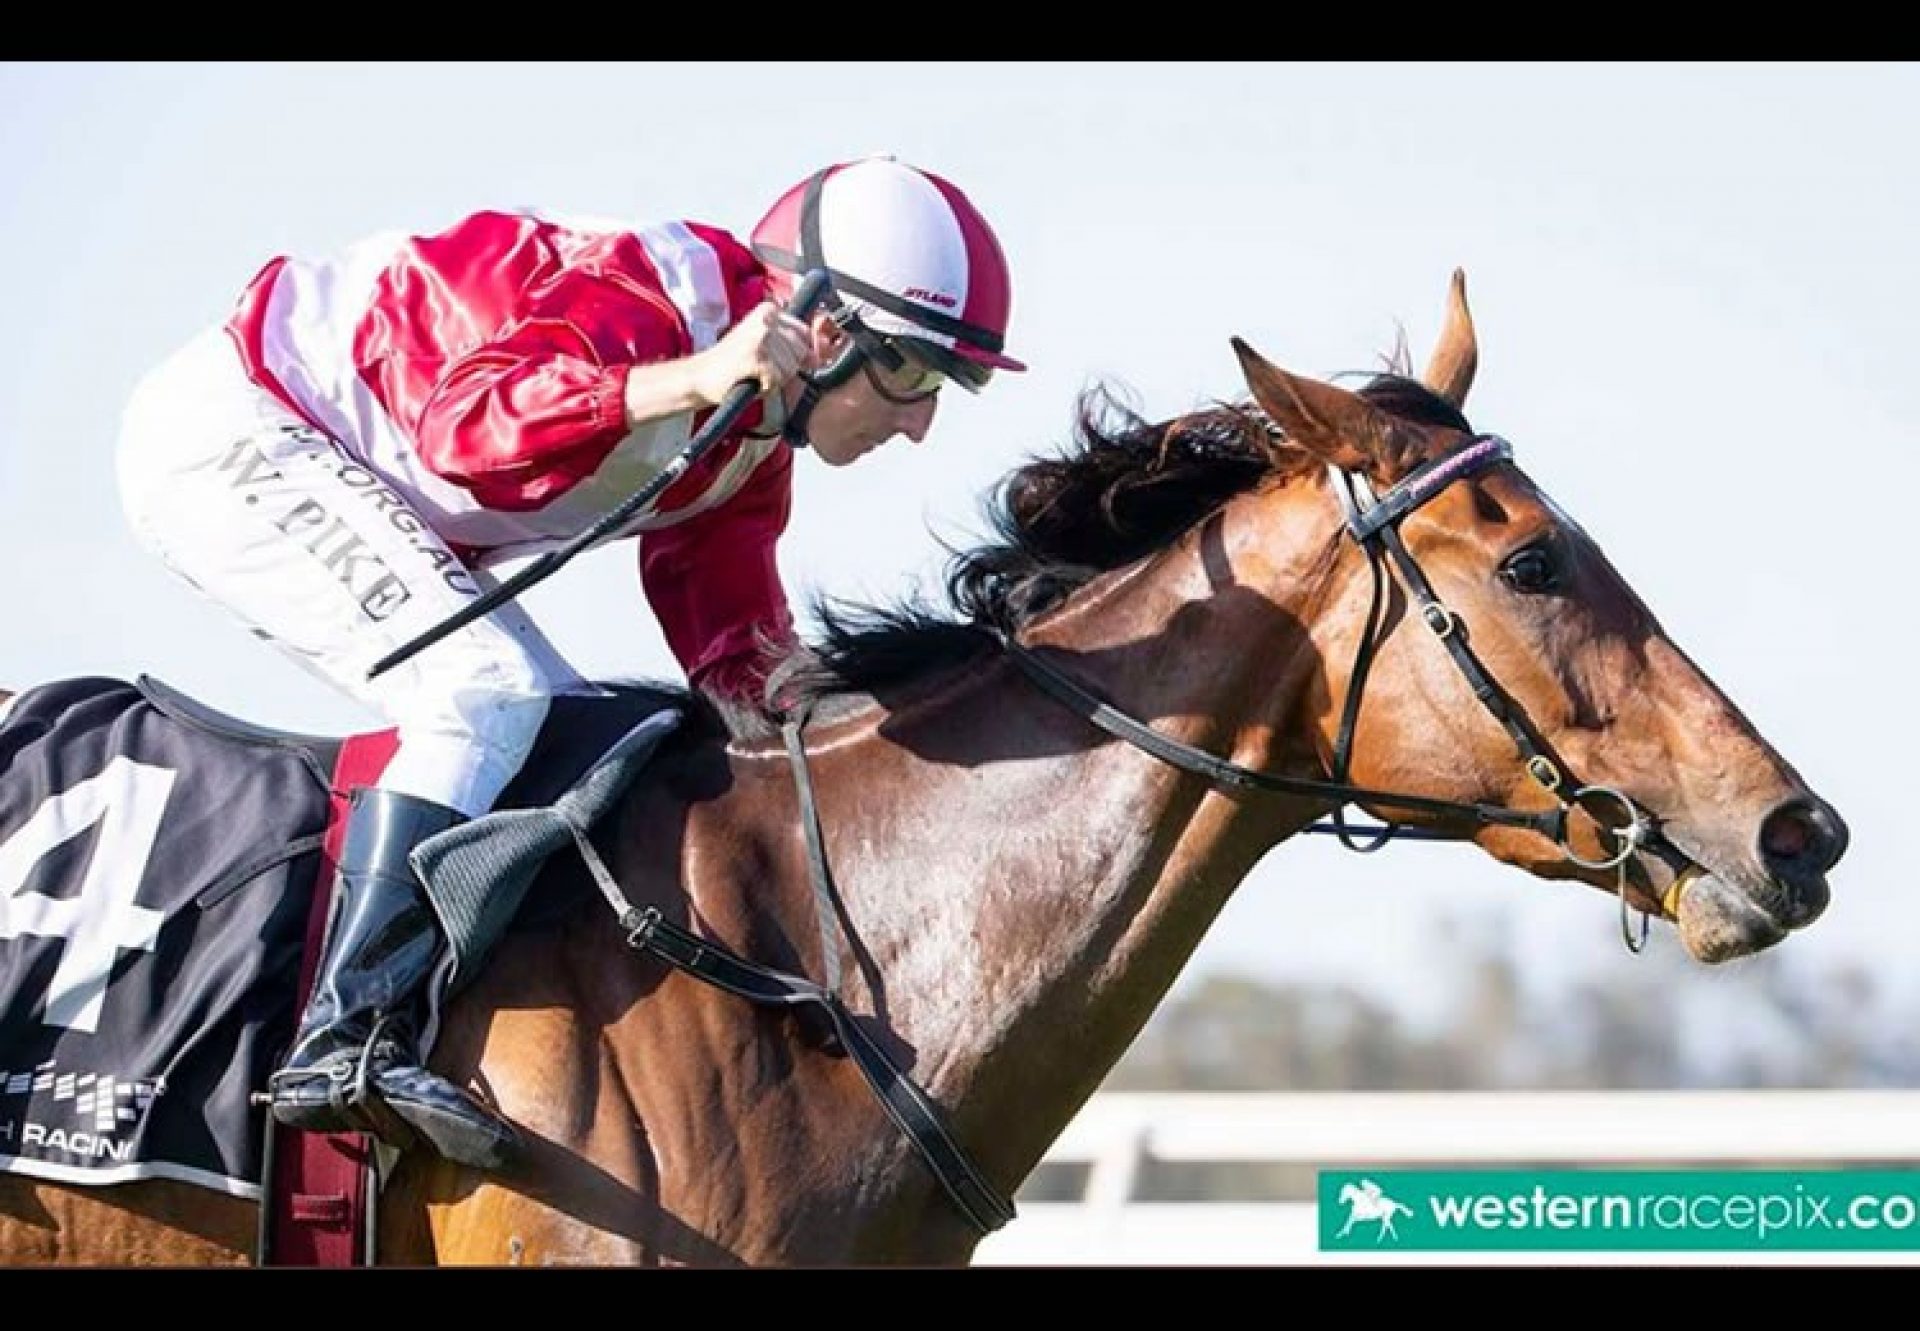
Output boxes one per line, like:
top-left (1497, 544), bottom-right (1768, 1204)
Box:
top-left (995, 432), bottom-right (1684, 952)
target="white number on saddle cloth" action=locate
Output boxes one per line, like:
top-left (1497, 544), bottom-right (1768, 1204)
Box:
top-left (0, 756), bottom-right (174, 1033)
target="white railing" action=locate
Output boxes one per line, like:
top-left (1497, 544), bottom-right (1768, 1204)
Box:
top-left (972, 1091), bottom-right (1920, 1266)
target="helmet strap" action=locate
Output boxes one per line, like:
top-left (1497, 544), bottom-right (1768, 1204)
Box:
top-left (781, 298), bottom-right (906, 449)
top-left (782, 338), bottom-right (865, 450)
top-left (781, 380), bottom-right (819, 450)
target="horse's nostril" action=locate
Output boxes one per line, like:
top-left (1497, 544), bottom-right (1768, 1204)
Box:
top-left (1759, 797), bottom-right (1849, 877)
top-left (1762, 810), bottom-right (1810, 861)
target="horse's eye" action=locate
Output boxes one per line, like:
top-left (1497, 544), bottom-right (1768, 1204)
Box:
top-left (1500, 542), bottom-right (1562, 595)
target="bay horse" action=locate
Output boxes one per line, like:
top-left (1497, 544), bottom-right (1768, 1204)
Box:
top-left (0, 271), bottom-right (1847, 1265)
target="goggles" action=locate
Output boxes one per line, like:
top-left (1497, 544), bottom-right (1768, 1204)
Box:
top-left (864, 337), bottom-right (995, 405)
top-left (808, 300), bottom-right (997, 404)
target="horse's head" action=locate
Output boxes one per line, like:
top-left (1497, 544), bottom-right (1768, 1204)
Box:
top-left (1231, 272), bottom-right (1847, 963)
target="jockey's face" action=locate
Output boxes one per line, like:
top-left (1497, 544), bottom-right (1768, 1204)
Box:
top-left (801, 320), bottom-right (941, 467)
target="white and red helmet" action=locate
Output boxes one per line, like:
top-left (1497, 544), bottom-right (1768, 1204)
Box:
top-left (750, 155), bottom-right (1024, 392)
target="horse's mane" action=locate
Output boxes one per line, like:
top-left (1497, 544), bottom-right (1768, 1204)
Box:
top-left (771, 371), bottom-right (1470, 719)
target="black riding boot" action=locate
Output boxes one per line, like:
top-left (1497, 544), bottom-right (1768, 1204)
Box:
top-left (267, 787), bottom-right (521, 1171)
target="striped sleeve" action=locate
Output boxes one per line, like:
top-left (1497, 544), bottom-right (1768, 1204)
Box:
top-left (638, 443), bottom-right (797, 703)
top-left (413, 268), bottom-right (686, 511)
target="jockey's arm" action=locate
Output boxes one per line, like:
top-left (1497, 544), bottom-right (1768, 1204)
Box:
top-left (638, 442), bottom-right (797, 705)
top-left (415, 270), bottom-right (689, 512)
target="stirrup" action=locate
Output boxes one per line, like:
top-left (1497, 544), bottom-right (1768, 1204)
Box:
top-left (266, 1010), bottom-right (397, 1104)
top-left (263, 1015), bottom-right (421, 1147)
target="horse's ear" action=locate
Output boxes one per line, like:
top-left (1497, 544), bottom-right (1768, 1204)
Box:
top-left (1231, 337), bottom-right (1416, 478)
top-left (1421, 268), bottom-right (1478, 410)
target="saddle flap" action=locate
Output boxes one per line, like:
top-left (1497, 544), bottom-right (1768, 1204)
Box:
top-left (412, 707), bottom-right (685, 996)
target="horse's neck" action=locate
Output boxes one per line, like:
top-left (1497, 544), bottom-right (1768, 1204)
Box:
top-left (512, 491), bottom-right (1352, 1260)
top-left (813, 501), bottom-right (1347, 1187)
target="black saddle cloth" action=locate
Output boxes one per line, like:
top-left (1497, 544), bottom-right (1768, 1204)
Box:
top-left (0, 674), bottom-right (688, 1198)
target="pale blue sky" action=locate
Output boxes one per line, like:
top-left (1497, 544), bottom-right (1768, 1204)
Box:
top-left (1, 62), bottom-right (1910, 1035)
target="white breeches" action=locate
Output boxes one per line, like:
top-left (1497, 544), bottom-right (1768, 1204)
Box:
top-left (115, 326), bottom-right (581, 816)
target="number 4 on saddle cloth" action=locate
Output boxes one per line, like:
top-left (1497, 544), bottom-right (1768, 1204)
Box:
top-left (0, 674), bottom-right (681, 1205)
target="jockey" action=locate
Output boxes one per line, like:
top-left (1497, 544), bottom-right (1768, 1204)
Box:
top-left (114, 155), bottom-right (1023, 1171)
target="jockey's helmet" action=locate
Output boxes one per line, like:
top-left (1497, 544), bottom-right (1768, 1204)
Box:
top-left (749, 155), bottom-right (1024, 394)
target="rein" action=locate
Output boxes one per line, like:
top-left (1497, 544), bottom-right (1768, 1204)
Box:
top-left (578, 701), bottom-right (1018, 1238)
top-left (993, 623), bottom-right (1562, 838)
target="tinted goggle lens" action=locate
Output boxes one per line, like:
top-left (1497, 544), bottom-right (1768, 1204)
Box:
top-left (897, 337), bottom-right (994, 393)
top-left (855, 336), bottom-right (947, 404)
top-left (834, 311), bottom-right (995, 401)
top-left (868, 352), bottom-right (946, 402)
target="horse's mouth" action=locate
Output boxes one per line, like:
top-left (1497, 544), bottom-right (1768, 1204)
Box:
top-left (1671, 872), bottom-right (1789, 962)
top-left (1651, 835), bottom-right (1817, 963)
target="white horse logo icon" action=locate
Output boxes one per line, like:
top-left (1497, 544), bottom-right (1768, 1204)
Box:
top-left (1336, 1178), bottom-right (1414, 1242)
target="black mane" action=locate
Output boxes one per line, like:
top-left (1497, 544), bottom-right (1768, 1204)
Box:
top-left (774, 373), bottom-right (1470, 713)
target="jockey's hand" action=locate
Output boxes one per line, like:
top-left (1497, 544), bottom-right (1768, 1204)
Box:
top-left (692, 301), bottom-right (816, 405)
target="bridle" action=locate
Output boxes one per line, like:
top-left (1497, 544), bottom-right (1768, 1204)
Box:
top-left (994, 432), bottom-right (1700, 954)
